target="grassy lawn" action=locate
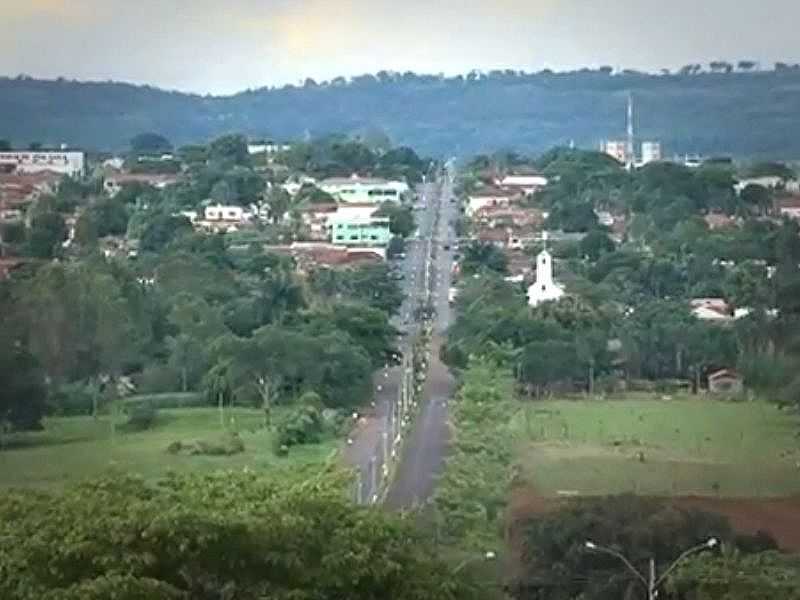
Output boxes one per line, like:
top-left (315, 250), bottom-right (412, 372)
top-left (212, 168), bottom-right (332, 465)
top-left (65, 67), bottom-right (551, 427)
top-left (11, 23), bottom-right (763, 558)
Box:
top-left (0, 408), bottom-right (338, 489)
top-left (514, 397), bottom-right (800, 498)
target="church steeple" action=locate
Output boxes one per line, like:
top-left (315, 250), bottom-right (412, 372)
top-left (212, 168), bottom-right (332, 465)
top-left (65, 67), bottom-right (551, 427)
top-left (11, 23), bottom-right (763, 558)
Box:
top-left (527, 231), bottom-right (564, 307)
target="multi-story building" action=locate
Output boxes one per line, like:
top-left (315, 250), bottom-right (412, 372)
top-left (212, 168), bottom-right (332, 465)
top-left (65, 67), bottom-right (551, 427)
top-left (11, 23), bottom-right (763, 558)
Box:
top-left (601, 140), bottom-right (628, 164)
top-left (641, 141), bottom-right (662, 165)
top-left (320, 176), bottom-right (409, 204)
top-left (329, 214), bottom-right (392, 247)
top-left (0, 151), bottom-right (85, 177)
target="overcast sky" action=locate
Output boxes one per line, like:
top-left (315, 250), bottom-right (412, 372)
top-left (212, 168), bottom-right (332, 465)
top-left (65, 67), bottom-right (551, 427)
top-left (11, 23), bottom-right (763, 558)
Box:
top-left (2, 0), bottom-right (799, 95)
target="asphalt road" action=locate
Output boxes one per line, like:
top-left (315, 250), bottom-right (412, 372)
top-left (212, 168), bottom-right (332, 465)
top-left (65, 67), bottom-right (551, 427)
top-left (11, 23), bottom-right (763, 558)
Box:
top-left (384, 168), bottom-right (460, 509)
top-left (342, 178), bottom-right (442, 504)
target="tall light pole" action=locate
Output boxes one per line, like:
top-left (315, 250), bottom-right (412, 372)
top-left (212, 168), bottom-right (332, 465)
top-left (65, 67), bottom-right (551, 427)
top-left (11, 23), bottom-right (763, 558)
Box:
top-left (584, 538), bottom-right (718, 600)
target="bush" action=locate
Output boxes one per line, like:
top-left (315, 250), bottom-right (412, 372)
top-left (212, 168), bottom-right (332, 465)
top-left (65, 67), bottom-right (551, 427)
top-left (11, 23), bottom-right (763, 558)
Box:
top-left (166, 433), bottom-right (245, 456)
top-left (123, 392), bottom-right (204, 410)
top-left (121, 404), bottom-right (159, 432)
top-left (274, 405), bottom-right (324, 452)
top-left (135, 364), bottom-right (182, 395)
top-left (49, 382), bottom-right (95, 416)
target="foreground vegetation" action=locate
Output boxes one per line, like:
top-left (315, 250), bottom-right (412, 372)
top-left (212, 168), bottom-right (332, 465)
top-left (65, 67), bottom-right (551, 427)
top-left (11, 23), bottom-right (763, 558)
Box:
top-left (0, 470), bottom-right (481, 600)
top-left (514, 397), bottom-right (800, 497)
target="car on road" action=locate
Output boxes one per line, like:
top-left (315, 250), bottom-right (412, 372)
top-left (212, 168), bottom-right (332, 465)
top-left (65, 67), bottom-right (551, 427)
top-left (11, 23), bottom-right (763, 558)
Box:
top-left (442, 243), bottom-right (451, 250)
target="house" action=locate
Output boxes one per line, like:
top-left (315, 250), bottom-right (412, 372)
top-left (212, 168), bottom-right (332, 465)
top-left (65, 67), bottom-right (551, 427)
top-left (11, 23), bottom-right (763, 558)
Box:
top-left (104, 173), bottom-right (180, 197)
top-left (248, 141), bottom-right (291, 155)
top-left (496, 174), bottom-right (548, 195)
top-left (329, 214), bottom-right (392, 247)
top-left (707, 369), bottom-right (744, 394)
top-left (319, 176), bottom-right (409, 204)
top-left (472, 205), bottom-right (545, 229)
top-left (197, 204), bottom-right (249, 233)
top-left (0, 171), bottom-right (62, 207)
top-left (691, 298), bottom-right (733, 322)
top-left (595, 210), bottom-right (615, 227)
top-left (735, 176), bottom-right (799, 194)
top-left (271, 243), bottom-right (384, 269)
top-left (466, 187), bottom-right (521, 217)
top-left (296, 203), bottom-right (339, 240)
top-left (0, 150), bottom-right (84, 177)
top-left (776, 196), bottom-right (800, 221)
top-left (704, 213), bottom-right (736, 230)
top-left (527, 236), bottom-right (565, 307)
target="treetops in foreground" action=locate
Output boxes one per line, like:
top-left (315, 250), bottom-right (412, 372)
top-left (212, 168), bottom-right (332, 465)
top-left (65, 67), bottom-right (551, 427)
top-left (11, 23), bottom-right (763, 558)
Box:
top-left (0, 469), bottom-right (481, 600)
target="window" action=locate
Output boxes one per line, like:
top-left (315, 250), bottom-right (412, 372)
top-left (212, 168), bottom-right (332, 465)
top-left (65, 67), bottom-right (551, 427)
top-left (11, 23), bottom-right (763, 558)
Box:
top-left (335, 235), bottom-right (344, 241)
top-left (369, 235), bottom-right (378, 240)
top-left (350, 235), bottom-right (359, 241)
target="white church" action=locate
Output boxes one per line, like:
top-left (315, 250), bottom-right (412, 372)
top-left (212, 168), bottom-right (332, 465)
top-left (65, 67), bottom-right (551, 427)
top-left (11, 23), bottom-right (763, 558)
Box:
top-left (527, 233), bottom-right (565, 307)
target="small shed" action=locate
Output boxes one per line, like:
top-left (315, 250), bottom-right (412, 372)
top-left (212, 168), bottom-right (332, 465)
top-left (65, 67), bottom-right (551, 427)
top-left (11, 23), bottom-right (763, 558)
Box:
top-left (708, 369), bottom-right (744, 395)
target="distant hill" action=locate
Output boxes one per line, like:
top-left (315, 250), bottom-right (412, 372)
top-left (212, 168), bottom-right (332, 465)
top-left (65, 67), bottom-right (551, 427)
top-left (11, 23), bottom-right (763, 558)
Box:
top-left (2, 69), bottom-right (800, 158)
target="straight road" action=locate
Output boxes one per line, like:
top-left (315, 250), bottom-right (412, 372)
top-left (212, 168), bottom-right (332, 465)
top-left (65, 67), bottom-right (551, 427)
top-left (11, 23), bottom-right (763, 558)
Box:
top-left (342, 179), bottom-right (441, 504)
top-left (384, 165), bottom-right (460, 509)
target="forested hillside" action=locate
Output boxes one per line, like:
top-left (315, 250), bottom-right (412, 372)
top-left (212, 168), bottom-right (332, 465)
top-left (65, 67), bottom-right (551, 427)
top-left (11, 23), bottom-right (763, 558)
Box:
top-left (2, 68), bottom-right (800, 158)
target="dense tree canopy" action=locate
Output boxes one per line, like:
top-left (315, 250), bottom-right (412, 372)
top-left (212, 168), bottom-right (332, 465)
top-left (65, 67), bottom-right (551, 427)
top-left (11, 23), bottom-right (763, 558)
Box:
top-left (0, 471), bottom-right (481, 600)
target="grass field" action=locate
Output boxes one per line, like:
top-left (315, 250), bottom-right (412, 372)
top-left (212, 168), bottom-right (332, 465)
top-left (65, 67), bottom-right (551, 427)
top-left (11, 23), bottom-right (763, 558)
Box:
top-left (514, 397), bottom-right (800, 498)
top-left (0, 408), bottom-right (338, 489)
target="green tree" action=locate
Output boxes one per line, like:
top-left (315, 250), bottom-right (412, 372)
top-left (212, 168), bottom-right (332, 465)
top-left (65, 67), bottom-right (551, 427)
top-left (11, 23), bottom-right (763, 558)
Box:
top-left (25, 210), bottom-right (66, 258)
top-left (264, 186), bottom-right (292, 223)
top-left (377, 202), bottom-right (416, 238)
top-left (0, 472), bottom-right (480, 600)
top-left (139, 214), bottom-right (192, 252)
top-left (208, 134), bottom-right (249, 166)
top-left (509, 495), bottom-right (747, 600)
top-left (579, 230), bottom-right (615, 261)
top-left (461, 241), bottom-right (508, 275)
top-left (668, 550), bottom-right (800, 600)
top-left (739, 183), bottom-right (772, 215)
top-left (0, 338), bottom-right (47, 431)
top-left (129, 132), bottom-right (172, 155)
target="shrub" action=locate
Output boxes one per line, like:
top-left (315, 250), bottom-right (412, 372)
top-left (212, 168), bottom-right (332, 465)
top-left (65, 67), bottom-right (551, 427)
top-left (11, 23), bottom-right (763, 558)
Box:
top-left (123, 392), bottom-right (204, 410)
top-left (121, 404), bottom-right (159, 432)
top-left (166, 433), bottom-right (245, 456)
top-left (48, 382), bottom-right (94, 416)
top-left (135, 364), bottom-right (182, 395)
top-left (275, 405), bottom-right (324, 452)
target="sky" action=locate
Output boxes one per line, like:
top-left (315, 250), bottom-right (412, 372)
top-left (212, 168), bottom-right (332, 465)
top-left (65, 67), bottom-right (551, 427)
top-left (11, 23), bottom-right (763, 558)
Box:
top-left (2, 0), bottom-right (799, 95)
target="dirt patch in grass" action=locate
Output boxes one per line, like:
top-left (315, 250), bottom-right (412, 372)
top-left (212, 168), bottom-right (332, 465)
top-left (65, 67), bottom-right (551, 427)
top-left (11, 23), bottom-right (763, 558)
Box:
top-left (507, 485), bottom-right (800, 552)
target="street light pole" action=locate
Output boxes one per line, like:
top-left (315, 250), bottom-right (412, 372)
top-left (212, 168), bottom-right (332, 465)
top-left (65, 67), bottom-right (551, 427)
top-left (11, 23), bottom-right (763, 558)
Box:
top-left (584, 538), bottom-right (718, 600)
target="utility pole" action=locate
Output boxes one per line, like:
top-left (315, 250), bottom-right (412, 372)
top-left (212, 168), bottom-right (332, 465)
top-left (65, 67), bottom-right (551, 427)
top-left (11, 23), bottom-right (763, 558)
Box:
top-left (584, 538), bottom-right (718, 600)
top-left (626, 91), bottom-right (635, 172)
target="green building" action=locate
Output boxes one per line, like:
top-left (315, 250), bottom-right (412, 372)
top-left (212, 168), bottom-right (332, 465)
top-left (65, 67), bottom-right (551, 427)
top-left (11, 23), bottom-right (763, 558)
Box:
top-left (330, 215), bottom-right (392, 247)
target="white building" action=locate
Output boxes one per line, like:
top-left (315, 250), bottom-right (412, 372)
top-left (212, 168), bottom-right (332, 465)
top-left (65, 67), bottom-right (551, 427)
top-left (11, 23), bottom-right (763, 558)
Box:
top-left (497, 175), bottom-right (549, 195)
top-left (319, 176), bottom-right (409, 204)
top-left (466, 187), bottom-right (520, 217)
top-left (204, 205), bottom-right (244, 222)
top-left (641, 141), bottom-right (662, 165)
top-left (527, 237), bottom-right (565, 307)
top-left (0, 151), bottom-right (85, 177)
top-left (248, 142), bottom-right (291, 155)
top-left (601, 140), bottom-right (628, 164)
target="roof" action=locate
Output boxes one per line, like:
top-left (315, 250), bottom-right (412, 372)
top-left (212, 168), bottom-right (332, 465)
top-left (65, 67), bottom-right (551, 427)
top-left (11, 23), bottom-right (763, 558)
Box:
top-left (296, 203), bottom-right (339, 213)
top-left (704, 213), bottom-right (736, 229)
top-left (776, 195), bottom-right (800, 209)
top-left (469, 186), bottom-right (521, 199)
top-left (320, 176), bottom-right (393, 186)
top-left (106, 173), bottom-right (179, 185)
top-left (0, 171), bottom-right (61, 187)
top-left (708, 368), bottom-right (742, 381)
